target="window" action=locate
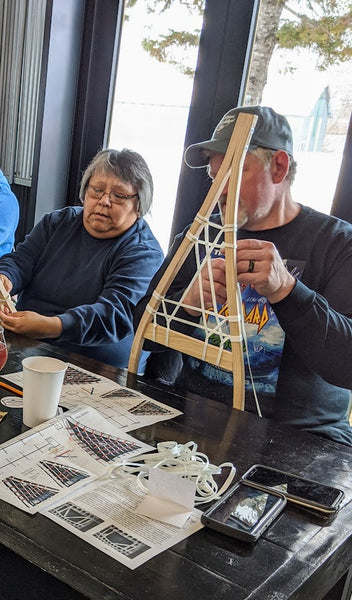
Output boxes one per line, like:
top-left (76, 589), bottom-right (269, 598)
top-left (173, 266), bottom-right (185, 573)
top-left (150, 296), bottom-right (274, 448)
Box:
top-left (108, 2), bottom-right (204, 252)
top-left (246, 1), bottom-right (352, 215)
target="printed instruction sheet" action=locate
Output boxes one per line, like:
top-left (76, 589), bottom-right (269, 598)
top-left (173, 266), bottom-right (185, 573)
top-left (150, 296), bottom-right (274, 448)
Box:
top-left (0, 405), bottom-right (154, 514)
top-left (43, 470), bottom-right (203, 570)
top-left (3, 362), bottom-right (182, 431)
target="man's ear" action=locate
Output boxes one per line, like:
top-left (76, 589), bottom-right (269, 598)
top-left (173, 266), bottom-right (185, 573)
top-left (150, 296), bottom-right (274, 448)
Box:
top-left (271, 150), bottom-right (289, 183)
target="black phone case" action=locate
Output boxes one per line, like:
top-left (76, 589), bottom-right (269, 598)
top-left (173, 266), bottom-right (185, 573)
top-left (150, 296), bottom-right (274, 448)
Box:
top-left (201, 481), bottom-right (287, 542)
top-left (241, 464), bottom-right (345, 514)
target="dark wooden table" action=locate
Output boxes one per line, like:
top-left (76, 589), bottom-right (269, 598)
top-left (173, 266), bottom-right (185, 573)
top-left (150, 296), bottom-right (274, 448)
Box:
top-left (0, 332), bottom-right (351, 600)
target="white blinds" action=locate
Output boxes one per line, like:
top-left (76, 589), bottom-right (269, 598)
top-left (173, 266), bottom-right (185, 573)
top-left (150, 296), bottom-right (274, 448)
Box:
top-left (0, 0), bottom-right (46, 185)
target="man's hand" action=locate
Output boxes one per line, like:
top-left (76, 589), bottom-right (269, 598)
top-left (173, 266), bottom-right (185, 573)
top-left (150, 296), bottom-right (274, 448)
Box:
top-left (236, 239), bottom-right (296, 303)
top-left (181, 237), bottom-right (294, 317)
top-left (183, 257), bottom-right (227, 316)
top-left (0, 310), bottom-right (63, 339)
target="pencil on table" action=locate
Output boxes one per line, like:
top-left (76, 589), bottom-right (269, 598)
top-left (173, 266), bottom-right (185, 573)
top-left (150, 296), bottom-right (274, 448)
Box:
top-left (0, 381), bottom-right (23, 397)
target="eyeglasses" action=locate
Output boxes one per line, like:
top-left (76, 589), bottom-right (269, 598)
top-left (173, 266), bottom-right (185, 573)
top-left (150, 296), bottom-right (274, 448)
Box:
top-left (86, 185), bottom-right (139, 205)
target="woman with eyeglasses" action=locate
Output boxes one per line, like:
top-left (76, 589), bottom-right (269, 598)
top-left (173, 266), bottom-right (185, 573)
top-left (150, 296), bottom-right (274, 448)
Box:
top-left (0, 149), bottom-right (163, 371)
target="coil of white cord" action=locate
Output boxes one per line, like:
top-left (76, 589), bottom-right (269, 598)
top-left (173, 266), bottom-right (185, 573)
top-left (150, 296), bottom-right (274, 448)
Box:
top-left (110, 440), bottom-right (236, 505)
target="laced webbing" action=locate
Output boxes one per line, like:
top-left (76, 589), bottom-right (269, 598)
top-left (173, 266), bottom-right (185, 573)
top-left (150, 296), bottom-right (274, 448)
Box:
top-left (148, 219), bottom-right (242, 366)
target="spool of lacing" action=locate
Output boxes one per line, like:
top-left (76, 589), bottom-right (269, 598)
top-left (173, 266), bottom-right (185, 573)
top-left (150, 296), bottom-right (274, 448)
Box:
top-left (110, 440), bottom-right (236, 505)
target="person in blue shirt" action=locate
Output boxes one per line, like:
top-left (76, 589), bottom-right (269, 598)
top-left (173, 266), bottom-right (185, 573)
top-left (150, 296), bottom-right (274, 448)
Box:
top-left (0, 148), bottom-right (164, 371)
top-left (0, 169), bottom-right (19, 257)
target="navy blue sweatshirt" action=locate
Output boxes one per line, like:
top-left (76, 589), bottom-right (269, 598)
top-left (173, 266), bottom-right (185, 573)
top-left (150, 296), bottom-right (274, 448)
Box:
top-left (0, 207), bottom-right (164, 370)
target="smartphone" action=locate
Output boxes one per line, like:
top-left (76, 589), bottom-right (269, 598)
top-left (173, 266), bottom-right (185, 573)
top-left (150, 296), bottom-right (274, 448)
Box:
top-left (201, 480), bottom-right (286, 543)
top-left (241, 464), bottom-right (345, 514)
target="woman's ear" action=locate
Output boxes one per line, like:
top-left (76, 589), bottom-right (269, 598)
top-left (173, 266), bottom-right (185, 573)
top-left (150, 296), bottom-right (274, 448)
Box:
top-left (271, 150), bottom-right (290, 183)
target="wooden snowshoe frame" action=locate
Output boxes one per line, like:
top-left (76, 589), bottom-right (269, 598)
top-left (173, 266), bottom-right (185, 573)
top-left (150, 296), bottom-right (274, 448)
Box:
top-left (128, 112), bottom-right (257, 410)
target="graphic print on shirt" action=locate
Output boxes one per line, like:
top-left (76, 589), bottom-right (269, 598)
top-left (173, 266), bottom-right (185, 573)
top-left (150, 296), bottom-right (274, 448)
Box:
top-left (187, 256), bottom-right (305, 407)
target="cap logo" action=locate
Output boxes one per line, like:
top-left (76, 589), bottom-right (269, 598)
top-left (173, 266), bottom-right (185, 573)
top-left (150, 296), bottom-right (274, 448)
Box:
top-left (215, 114), bottom-right (237, 135)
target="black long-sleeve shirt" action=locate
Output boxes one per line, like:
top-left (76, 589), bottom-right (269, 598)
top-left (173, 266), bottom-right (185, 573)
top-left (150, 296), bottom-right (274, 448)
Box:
top-left (135, 205), bottom-right (352, 446)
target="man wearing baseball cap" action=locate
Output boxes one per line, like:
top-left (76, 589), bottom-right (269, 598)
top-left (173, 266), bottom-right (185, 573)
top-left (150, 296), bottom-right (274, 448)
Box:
top-left (135, 105), bottom-right (352, 447)
top-left (185, 105), bottom-right (294, 167)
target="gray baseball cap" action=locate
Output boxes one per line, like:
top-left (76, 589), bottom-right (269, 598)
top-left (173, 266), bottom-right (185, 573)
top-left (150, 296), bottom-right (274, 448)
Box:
top-left (184, 105), bottom-right (293, 168)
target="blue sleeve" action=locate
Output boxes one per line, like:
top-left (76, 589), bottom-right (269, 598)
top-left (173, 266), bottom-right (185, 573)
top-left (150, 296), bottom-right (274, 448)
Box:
top-left (0, 175), bottom-right (19, 255)
top-left (57, 234), bottom-right (164, 347)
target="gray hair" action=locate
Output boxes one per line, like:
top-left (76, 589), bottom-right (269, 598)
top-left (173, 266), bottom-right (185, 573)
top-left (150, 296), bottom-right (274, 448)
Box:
top-left (249, 147), bottom-right (297, 185)
top-left (79, 148), bottom-right (153, 217)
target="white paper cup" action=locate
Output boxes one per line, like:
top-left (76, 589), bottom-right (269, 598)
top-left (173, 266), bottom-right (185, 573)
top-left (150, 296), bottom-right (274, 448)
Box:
top-left (22, 356), bottom-right (67, 427)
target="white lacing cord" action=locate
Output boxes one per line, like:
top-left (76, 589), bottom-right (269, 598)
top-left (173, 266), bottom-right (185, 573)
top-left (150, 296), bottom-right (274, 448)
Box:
top-left (110, 441), bottom-right (236, 506)
top-left (236, 284), bottom-right (262, 417)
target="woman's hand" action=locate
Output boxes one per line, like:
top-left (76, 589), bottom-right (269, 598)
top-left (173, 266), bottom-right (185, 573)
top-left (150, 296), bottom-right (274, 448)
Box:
top-left (0, 310), bottom-right (63, 339)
